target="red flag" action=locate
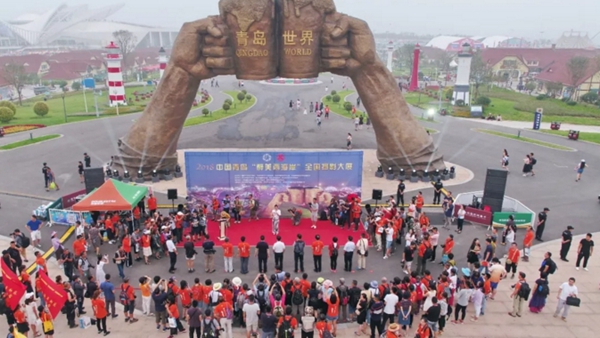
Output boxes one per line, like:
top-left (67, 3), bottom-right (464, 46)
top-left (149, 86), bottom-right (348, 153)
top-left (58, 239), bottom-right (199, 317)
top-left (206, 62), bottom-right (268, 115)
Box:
top-left (37, 271), bottom-right (67, 319)
top-left (0, 259), bottom-right (26, 311)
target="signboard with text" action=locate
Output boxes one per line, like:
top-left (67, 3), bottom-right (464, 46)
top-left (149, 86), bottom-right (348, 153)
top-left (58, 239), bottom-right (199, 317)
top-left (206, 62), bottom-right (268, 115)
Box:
top-left (492, 212), bottom-right (534, 228)
top-left (454, 204), bottom-right (493, 225)
top-left (185, 151), bottom-right (363, 218)
top-left (533, 108), bottom-right (543, 130)
top-left (48, 209), bottom-right (93, 226)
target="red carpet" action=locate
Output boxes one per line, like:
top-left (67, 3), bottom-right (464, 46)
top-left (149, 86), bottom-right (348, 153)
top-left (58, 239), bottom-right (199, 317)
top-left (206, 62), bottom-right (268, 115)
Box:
top-left (178, 218), bottom-right (367, 247)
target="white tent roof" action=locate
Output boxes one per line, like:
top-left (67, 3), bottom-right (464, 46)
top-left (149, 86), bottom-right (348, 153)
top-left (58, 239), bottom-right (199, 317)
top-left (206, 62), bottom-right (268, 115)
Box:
top-left (481, 36), bottom-right (511, 48)
top-left (426, 36), bottom-right (464, 50)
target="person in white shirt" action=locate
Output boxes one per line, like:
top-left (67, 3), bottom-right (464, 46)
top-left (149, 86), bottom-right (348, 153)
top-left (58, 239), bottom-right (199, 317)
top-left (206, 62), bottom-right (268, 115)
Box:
top-left (384, 225), bottom-right (394, 259)
top-left (166, 235), bottom-right (177, 273)
top-left (271, 205), bottom-right (281, 235)
top-left (429, 228), bottom-right (440, 263)
top-left (242, 295), bottom-right (261, 336)
top-left (382, 286), bottom-right (399, 327)
top-left (309, 198), bottom-right (319, 229)
top-left (273, 236), bottom-right (286, 270)
top-left (405, 229), bottom-right (416, 248)
top-left (554, 277), bottom-right (578, 320)
top-left (343, 236), bottom-right (356, 272)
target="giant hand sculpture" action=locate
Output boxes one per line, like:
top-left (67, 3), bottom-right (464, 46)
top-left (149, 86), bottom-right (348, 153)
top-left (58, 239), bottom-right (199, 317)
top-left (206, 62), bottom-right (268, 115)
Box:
top-left (115, 0), bottom-right (444, 177)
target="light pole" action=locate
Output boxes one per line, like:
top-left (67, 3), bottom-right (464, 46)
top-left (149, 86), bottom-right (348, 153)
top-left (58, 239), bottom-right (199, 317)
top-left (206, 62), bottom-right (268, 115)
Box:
top-left (61, 94), bottom-right (67, 123)
top-left (113, 89), bottom-right (120, 115)
top-left (438, 80), bottom-right (443, 114)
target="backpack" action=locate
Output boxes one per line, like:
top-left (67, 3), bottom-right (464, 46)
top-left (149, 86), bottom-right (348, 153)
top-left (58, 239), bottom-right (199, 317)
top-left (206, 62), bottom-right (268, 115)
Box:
top-left (380, 286), bottom-right (390, 300)
top-left (339, 286), bottom-right (349, 306)
top-left (308, 290), bottom-right (319, 308)
top-left (518, 282), bottom-right (531, 300)
top-left (414, 282), bottom-right (424, 301)
top-left (292, 286), bottom-right (304, 305)
top-left (119, 285), bottom-right (130, 305)
top-left (531, 158), bottom-right (537, 165)
top-left (537, 283), bottom-right (550, 297)
top-left (547, 259), bottom-right (557, 274)
top-left (423, 243), bottom-right (433, 260)
top-left (256, 289), bottom-right (268, 308)
top-left (331, 245), bottom-right (338, 257)
top-left (225, 304), bottom-right (234, 320)
top-left (322, 325), bottom-right (334, 338)
top-left (278, 318), bottom-right (293, 338)
top-left (20, 235), bottom-right (30, 249)
top-left (294, 241), bottom-right (305, 254)
top-left (273, 301), bottom-right (284, 318)
top-left (202, 318), bottom-right (218, 338)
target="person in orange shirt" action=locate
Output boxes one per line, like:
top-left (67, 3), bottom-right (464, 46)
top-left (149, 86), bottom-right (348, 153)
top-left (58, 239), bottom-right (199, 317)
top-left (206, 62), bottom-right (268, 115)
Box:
top-left (133, 206), bottom-right (141, 221)
top-left (166, 298), bottom-right (184, 336)
top-left (202, 279), bottom-right (213, 309)
top-left (277, 307), bottom-right (299, 337)
top-left (20, 266), bottom-right (33, 293)
top-left (73, 235), bottom-right (86, 258)
top-left (523, 226), bottom-right (535, 262)
top-left (122, 234), bottom-right (132, 266)
top-left (214, 296), bottom-right (234, 337)
top-left (191, 278), bottom-right (204, 303)
top-left (39, 305), bottom-right (54, 337)
top-left (237, 236), bottom-right (251, 274)
top-left (211, 197), bottom-right (220, 221)
top-left (223, 237), bottom-right (234, 273)
top-left (416, 192), bottom-right (424, 218)
top-left (91, 290), bottom-right (110, 335)
top-left (312, 235), bottom-right (324, 273)
top-left (314, 313), bottom-right (332, 338)
top-left (505, 242), bottom-right (521, 279)
top-left (416, 233), bottom-right (432, 275)
top-left (147, 194), bottom-right (158, 217)
top-left (13, 304), bottom-right (28, 335)
top-left (140, 276), bottom-right (152, 315)
top-left (350, 201), bottom-right (362, 231)
top-left (34, 251), bottom-right (47, 272)
top-left (141, 230), bottom-right (152, 264)
top-left (179, 280), bottom-right (193, 311)
top-left (325, 288), bottom-right (340, 336)
top-left (441, 234), bottom-right (454, 264)
top-left (121, 278), bottom-right (138, 323)
top-left (104, 217), bottom-right (115, 244)
top-left (385, 323), bottom-right (401, 338)
top-left (415, 317), bottom-right (432, 338)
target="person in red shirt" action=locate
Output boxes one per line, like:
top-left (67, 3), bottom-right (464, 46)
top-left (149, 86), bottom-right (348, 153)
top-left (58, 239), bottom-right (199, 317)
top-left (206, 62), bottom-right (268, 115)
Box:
top-left (141, 230), bottom-right (152, 264)
top-left (277, 307), bottom-right (299, 337)
top-left (214, 297), bottom-right (234, 337)
top-left (191, 278), bottom-right (204, 303)
top-left (122, 234), bottom-right (132, 266)
top-left (73, 235), bottom-right (86, 257)
top-left (442, 234), bottom-right (454, 264)
top-left (91, 290), bottom-right (110, 335)
top-left (351, 201), bottom-right (362, 231)
top-left (416, 233), bottom-right (431, 275)
top-left (314, 314), bottom-right (332, 338)
top-left (104, 217), bottom-right (115, 244)
top-left (415, 318), bottom-right (432, 338)
top-left (121, 278), bottom-right (138, 323)
top-left (385, 323), bottom-right (401, 338)
top-left (34, 251), bottom-right (47, 272)
top-left (20, 267), bottom-right (32, 293)
top-left (237, 236), bottom-right (251, 274)
top-left (523, 226), bottom-right (535, 262)
top-left (223, 238), bottom-right (234, 273)
top-left (166, 298), bottom-right (184, 337)
top-left (416, 192), bottom-right (425, 218)
top-left (312, 235), bottom-right (324, 273)
top-left (325, 288), bottom-right (340, 336)
top-left (147, 194), bottom-right (158, 217)
top-left (505, 242), bottom-right (521, 279)
top-left (179, 281), bottom-right (192, 309)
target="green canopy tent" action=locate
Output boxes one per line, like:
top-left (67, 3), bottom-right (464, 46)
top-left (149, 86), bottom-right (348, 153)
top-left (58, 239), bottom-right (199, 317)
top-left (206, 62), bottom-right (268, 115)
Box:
top-left (72, 179), bottom-right (148, 211)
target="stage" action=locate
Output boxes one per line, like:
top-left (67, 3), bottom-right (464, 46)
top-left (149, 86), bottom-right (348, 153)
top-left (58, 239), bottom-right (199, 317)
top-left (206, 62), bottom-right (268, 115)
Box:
top-left (178, 217), bottom-right (367, 247)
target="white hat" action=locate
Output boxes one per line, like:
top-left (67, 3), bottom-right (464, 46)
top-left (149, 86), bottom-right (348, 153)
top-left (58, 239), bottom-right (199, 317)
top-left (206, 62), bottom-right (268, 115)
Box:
top-left (213, 283), bottom-right (222, 291)
top-left (143, 230), bottom-right (150, 235)
top-left (582, 159), bottom-right (586, 162)
top-left (177, 211), bottom-right (184, 215)
top-left (232, 277), bottom-right (242, 287)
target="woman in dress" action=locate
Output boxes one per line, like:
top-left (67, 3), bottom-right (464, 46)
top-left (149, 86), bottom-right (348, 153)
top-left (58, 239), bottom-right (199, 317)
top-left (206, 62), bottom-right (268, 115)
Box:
top-left (39, 305), bottom-right (54, 338)
top-left (529, 275), bottom-right (549, 313)
top-left (522, 154), bottom-right (532, 177)
top-left (456, 205), bottom-right (466, 234)
top-left (397, 292), bottom-right (412, 335)
top-left (95, 254), bottom-right (108, 283)
top-left (501, 149), bottom-right (510, 171)
top-left (46, 167), bottom-right (60, 191)
top-left (24, 297), bottom-right (40, 338)
top-left (575, 159), bottom-right (587, 182)
top-left (347, 133), bottom-right (352, 150)
top-left (467, 238), bottom-right (481, 270)
top-left (354, 293), bottom-right (368, 336)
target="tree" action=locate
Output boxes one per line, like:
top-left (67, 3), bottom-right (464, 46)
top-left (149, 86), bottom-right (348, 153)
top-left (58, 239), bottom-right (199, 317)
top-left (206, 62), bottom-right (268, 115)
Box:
top-left (71, 82), bottom-right (81, 91)
top-left (2, 63), bottom-right (28, 106)
top-left (237, 92), bottom-right (245, 103)
top-left (0, 107), bottom-right (15, 123)
top-left (202, 108), bottom-right (210, 116)
top-left (566, 56), bottom-right (590, 99)
top-left (0, 101), bottom-right (17, 115)
top-left (475, 96), bottom-right (491, 106)
top-left (470, 51), bottom-right (492, 100)
top-left (33, 102), bottom-right (49, 117)
top-left (343, 102), bottom-right (353, 114)
top-left (525, 82), bottom-right (536, 93)
top-left (544, 82), bottom-right (564, 97)
top-left (245, 94), bottom-right (252, 102)
top-left (112, 30), bottom-right (138, 79)
top-left (332, 94), bottom-right (341, 103)
top-left (222, 103), bottom-right (231, 112)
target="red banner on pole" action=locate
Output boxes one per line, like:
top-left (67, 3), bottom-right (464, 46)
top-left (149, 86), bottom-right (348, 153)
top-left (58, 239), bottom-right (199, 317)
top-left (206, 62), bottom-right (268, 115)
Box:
top-left (38, 271), bottom-right (67, 319)
top-left (0, 259), bottom-right (26, 312)
top-left (454, 204), bottom-right (493, 225)
top-left (61, 189), bottom-right (86, 209)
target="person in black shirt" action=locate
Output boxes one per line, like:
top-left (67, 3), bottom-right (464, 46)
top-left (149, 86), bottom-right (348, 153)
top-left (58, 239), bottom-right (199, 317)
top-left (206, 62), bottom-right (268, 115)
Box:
top-left (42, 162), bottom-right (49, 189)
top-left (535, 208), bottom-right (549, 241)
top-left (397, 180), bottom-right (406, 206)
top-left (202, 235), bottom-right (215, 273)
top-left (433, 179), bottom-right (444, 205)
top-left (402, 243), bottom-right (416, 275)
top-left (576, 233), bottom-right (594, 271)
top-left (256, 236), bottom-right (269, 273)
top-left (184, 236), bottom-right (197, 273)
top-left (425, 297), bottom-right (441, 332)
top-left (84, 153), bottom-right (91, 167)
top-left (61, 248), bottom-right (75, 281)
top-left (560, 226), bottom-right (574, 261)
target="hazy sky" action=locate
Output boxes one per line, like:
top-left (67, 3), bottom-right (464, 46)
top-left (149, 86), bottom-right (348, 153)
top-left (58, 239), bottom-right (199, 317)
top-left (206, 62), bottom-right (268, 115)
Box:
top-left (4, 0), bottom-right (600, 41)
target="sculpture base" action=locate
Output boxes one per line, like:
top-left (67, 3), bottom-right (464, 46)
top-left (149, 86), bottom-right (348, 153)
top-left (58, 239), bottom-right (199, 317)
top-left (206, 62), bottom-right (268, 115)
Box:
top-left (386, 173), bottom-right (395, 180)
top-left (114, 138), bottom-right (178, 179)
top-left (174, 172), bottom-right (183, 178)
top-left (152, 177), bottom-right (160, 183)
top-left (123, 178), bottom-right (130, 183)
top-left (375, 172), bottom-right (384, 178)
top-left (377, 148), bottom-right (445, 174)
top-left (441, 174), bottom-right (450, 181)
top-left (163, 174), bottom-right (173, 181)
top-left (410, 176), bottom-right (419, 183)
top-left (135, 178), bottom-right (145, 184)
top-left (421, 176), bottom-right (430, 183)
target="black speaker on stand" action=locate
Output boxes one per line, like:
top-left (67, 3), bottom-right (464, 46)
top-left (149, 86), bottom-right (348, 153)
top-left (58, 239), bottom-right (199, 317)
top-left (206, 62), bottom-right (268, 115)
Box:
top-left (84, 168), bottom-right (105, 194)
top-left (482, 169), bottom-right (508, 213)
top-left (372, 189), bottom-right (382, 207)
top-left (167, 189), bottom-right (178, 212)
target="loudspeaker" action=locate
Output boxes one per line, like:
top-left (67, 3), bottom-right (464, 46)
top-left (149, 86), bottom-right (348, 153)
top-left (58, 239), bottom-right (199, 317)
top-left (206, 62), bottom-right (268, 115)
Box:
top-left (84, 168), bottom-right (105, 194)
top-left (482, 169), bottom-right (508, 213)
top-left (372, 189), bottom-right (382, 200)
top-left (167, 189), bottom-right (178, 200)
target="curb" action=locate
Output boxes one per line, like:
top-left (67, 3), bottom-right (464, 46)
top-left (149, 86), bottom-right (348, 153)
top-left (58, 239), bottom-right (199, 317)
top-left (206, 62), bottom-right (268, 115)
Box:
top-left (473, 128), bottom-right (577, 152)
top-left (0, 134), bottom-right (63, 152)
top-left (0, 190), bottom-right (55, 201)
top-left (184, 92), bottom-right (258, 129)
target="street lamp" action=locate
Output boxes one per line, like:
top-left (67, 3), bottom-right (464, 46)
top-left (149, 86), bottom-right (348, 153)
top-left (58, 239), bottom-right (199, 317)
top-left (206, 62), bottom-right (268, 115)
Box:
top-left (113, 89), bottom-right (120, 115)
top-left (438, 80), bottom-right (443, 115)
top-left (61, 94), bottom-right (67, 123)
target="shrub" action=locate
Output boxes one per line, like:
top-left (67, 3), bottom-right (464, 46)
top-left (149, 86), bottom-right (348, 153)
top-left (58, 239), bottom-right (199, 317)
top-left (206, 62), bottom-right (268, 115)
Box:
top-left (332, 94), bottom-right (341, 103)
top-left (241, 89), bottom-right (247, 95)
top-left (55, 80), bottom-right (68, 89)
top-left (525, 82), bottom-right (536, 92)
top-left (580, 92), bottom-right (598, 104)
top-left (245, 94), bottom-right (252, 102)
top-left (325, 95), bottom-right (332, 101)
top-left (536, 94), bottom-right (548, 100)
top-left (71, 82), bottom-right (81, 91)
top-left (237, 92), bottom-right (245, 102)
top-left (225, 98), bottom-right (233, 105)
top-left (343, 102), bottom-right (353, 113)
top-left (444, 88), bottom-right (453, 100)
top-left (455, 99), bottom-right (465, 107)
top-left (475, 96), bottom-right (491, 106)
top-left (33, 102), bottom-right (49, 117)
top-left (561, 97), bottom-right (568, 102)
top-left (331, 90), bottom-right (337, 95)
top-left (0, 101), bottom-right (17, 115)
top-left (202, 108), bottom-right (210, 116)
top-left (223, 103), bottom-right (231, 112)
top-left (0, 107), bottom-right (15, 123)
top-left (566, 101), bottom-right (577, 106)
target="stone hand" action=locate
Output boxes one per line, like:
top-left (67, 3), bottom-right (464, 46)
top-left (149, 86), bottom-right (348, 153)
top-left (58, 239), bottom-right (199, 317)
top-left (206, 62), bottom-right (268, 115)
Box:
top-left (171, 15), bottom-right (235, 78)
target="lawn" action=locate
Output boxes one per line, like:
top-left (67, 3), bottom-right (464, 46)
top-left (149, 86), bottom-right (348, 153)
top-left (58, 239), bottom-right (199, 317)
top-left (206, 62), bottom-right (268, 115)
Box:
top-left (475, 129), bottom-right (574, 151)
top-left (402, 92), bottom-right (451, 113)
top-left (2, 86), bottom-right (211, 128)
top-left (538, 130), bottom-right (600, 145)
top-left (321, 90), bottom-right (364, 118)
top-left (0, 134), bottom-right (61, 150)
top-left (184, 91), bottom-right (255, 127)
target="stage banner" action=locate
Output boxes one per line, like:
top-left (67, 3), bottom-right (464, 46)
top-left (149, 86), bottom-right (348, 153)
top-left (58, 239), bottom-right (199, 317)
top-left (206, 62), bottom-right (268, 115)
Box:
top-left (185, 151), bottom-right (363, 218)
top-left (492, 212), bottom-right (534, 228)
top-left (0, 259), bottom-right (26, 312)
top-left (49, 209), bottom-right (93, 226)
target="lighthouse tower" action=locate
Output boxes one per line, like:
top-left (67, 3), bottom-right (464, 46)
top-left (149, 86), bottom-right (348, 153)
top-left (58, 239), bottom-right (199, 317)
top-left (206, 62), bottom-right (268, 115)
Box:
top-left (104, 41), bottom-right (126, 107)
top-left (453, 43), bottom-right (473, 104)
top-left (386, 40), bottom-right (394, 72)
top-left (158, 47), bottom-right (167, 80)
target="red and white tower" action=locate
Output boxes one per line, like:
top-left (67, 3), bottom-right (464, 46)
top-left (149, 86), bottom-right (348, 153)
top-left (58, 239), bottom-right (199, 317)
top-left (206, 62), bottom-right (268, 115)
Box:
top-left (104, 41), bottom-right (126, 107)
top-left (158, 47), bottom-right (167, 80)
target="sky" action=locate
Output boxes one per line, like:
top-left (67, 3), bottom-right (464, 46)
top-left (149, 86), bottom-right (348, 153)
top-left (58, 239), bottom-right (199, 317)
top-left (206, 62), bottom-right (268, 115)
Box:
top-left (4, 0), bottom-right (600, 41)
